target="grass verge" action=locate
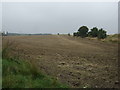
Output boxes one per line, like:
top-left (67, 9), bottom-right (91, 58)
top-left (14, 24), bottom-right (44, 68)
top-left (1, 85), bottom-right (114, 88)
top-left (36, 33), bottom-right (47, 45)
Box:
top-left (2, 58), bottom-right (68, 88)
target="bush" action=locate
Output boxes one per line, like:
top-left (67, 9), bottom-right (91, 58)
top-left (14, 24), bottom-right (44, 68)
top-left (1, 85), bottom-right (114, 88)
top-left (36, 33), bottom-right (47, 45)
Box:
top-left (88, 27), bottom-right (98, 37)
top-left (68, 33), bottom-right (70, 36)
top-left (73, 32), bottom-right (78, 37)
top-left (97, 28), bottom-right (107, 39)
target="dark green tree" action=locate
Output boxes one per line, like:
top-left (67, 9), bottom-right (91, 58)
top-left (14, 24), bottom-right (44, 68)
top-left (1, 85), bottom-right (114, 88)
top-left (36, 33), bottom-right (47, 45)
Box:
top-left (73, 32), bottom-right (79, 37)
top-left (78, 26), bottom-right (89, 38)
top-left (88, 27), bottom-right (98, 37)
top-left (68, 33), bottom-right (70, 36)
top-left (97, 28), bottom-right (107, 39)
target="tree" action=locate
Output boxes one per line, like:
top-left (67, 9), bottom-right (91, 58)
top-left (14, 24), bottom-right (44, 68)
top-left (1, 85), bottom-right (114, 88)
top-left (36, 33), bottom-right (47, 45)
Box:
top-left (89, 27), bottom-right (98, 37)
top-left (97, 28), bottom-right (107, 39)
top-left (73, 32), bottom-right (78, 37)
top-left (68, 33), bottom-right (70, 36)
top-left (73, 26), bottom-right (107, 39)
top-left (78, 26), bottom-right (89, 38)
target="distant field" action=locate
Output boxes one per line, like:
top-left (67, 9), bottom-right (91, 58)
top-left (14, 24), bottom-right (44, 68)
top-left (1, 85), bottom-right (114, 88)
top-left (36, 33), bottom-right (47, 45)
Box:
top-left (2, 35), bottom-right (119, 88)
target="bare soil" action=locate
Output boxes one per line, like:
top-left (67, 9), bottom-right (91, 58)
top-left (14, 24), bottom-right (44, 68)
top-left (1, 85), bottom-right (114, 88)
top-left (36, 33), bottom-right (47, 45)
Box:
top-left (3, 35), bottom-right (119, 88)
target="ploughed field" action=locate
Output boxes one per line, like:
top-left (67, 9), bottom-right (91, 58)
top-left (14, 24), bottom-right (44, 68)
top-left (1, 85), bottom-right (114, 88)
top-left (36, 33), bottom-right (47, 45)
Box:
top-left (3, 35), bottom-right (118, 88)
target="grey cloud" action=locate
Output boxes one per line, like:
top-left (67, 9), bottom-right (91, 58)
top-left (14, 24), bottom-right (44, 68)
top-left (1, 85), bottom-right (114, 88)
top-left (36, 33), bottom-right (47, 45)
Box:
top-left (2, 2), bottom-right (118, 34)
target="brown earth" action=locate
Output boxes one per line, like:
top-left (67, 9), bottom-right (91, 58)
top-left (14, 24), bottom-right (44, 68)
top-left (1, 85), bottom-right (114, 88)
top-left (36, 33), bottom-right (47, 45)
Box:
top-left (3, 35), bottom-right (119, 88)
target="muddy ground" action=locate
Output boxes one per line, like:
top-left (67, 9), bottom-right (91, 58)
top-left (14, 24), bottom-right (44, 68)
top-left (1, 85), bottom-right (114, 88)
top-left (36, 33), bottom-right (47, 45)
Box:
top-left (3, 35), bottom-right (119, 88)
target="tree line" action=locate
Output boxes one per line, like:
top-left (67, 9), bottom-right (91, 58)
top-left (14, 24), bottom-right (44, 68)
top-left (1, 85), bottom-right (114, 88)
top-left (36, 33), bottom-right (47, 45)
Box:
top-left (73, 26), bottom-right (107, 39)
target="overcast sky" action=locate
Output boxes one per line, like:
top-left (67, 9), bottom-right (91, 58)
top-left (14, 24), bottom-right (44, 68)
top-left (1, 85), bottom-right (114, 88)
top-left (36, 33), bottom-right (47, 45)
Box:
top-left (2, 2), bottom-right (118, 34)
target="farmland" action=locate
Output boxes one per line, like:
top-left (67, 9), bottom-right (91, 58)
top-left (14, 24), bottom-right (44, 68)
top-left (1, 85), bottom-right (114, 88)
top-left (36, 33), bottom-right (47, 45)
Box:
top-left (2, 35), bottom-right (118, 88)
